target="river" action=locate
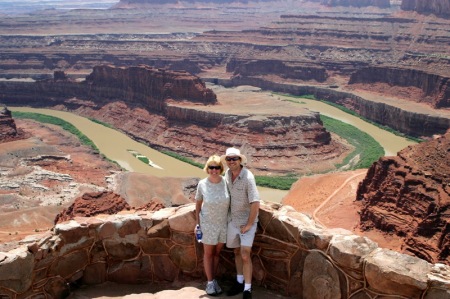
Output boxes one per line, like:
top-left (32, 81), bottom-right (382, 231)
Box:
top-left (10, 95), bottom-right (415, 203)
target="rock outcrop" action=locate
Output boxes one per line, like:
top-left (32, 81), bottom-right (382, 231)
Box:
top-left (214, 77), bottom-right (450, 138)
top-left (349, 66), bottom-right (450, 108)
top-left (320, 0), bottom-right (390, 8)
top-left (0, 66), bottom-right (347, 175)
top-left (226, 58), bottom-right (328, 82)
top-left (401, 0), bottom-right (450, 17)
top-left (85, 65), bottom-right (217, 110)
top-left (54, 191), bottom-right (131, 224)
top-left (0, 107), bottom-right (18, 142)
top-left (1, 203), bottom-right (449, 298)
top-left (356, 130), bottom-right (450, 265)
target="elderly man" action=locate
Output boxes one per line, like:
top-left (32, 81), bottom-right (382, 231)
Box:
top-left (221, 147), bottom-right (260, 299)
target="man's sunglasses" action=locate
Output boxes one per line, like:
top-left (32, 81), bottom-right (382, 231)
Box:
top-left (225, 156), bottom-right (241, 162)
top-left (208, 165), bottom-right (222, 170)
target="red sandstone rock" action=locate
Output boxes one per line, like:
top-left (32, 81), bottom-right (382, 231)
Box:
top-left (357, 130), bottom-right (450, 265)
top-left (401, 0), bottom-right (450, 17)
top-left (349, 66), bottom-right (450, 109)
top-left (0, 107), bottom-right (29, 143)
top-left (54, 191), bottom-right (131, 224)
top-left (85, 64), bottom-right (217, 108)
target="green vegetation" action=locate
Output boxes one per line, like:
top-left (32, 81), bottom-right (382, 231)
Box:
top-left (128, 150), bottom-right (150, 164)
top-left (161, 150), bottom-right (204, 169)
top-left (11, 100), bottom-right (402, 191)
top-left (320, 115), bottom-right (384, 169)
top-left (11, 111), bottom-right (121, 167)
top-left (89, 118), bottom-right (115, 129)
top-left (255, 174), bottom-right (298, 190)
top-left (12, 111), bottom-right (99, 152)
top-left (275, 92), bottom-right (420, 142)
top-left (319, 100), bottom-right (421, 142)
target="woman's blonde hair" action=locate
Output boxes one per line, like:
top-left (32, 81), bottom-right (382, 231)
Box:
top-left (203, 154), bottom-right (225, 175)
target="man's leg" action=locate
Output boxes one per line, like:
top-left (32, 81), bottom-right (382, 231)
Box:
top-left (234, 247), bottom-right (243, 276)
top-left (226, 247), bottom-right (245, 296)
top-left (240, 246), bottom-right (252, 284)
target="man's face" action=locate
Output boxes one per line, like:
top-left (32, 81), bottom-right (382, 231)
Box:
top-left (225, 156), bottom-right (241, 171)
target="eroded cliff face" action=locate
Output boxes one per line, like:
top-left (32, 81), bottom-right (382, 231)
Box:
top-left (320, 0), bottom-right (390, 8)
top-left (356, 130), bottom-right (450, 264)
top-left (0, 107), bottom-right (17, 141)
top-left (401, 0), bottom-right (450, 17)
top-left (85, 65), bottom-right (217, 109)
top-left (0, 106), bottom-right (30, 143)
top-left (349, 66), bottom-right (450, 108)
top-left (226, 58), bottom-right (328, 82)
top-left (0, 66), bottom-right (345, 175)
top-left (216, 76), bottom-right (450, 138)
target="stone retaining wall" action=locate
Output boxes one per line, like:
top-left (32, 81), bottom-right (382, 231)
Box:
top-left (0, 203), bottom-right (449, 298)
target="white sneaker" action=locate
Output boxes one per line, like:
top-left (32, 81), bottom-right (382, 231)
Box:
top-left (205, 282), bottom-right (217, 295)
top-left (213, 279), bottom-right (222, 294)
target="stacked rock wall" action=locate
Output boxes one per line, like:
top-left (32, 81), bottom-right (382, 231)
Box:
top-left (357, 130), bottom-right (450, 265)
top-left (349, 66), bottom-right (450, 108)
top-left (1, 203), bottom-right (449, 298)
top-left (85, 65), bottom-right (217, 108)
top-left (226, 58), bottom-right (328, 82)
top-left (0, 107), bottom-right (17, 141)
top-left (401, 0), bottom-right (450, 17)
top-left (210, 77), bottom-right (450, 137)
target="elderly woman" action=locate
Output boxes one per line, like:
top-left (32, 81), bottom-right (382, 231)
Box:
top-left (195, 154), bottom-right (230, 296)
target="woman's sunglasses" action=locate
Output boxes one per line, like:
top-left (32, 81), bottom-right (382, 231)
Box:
top-left (208, 165), bottom-right (222, 170)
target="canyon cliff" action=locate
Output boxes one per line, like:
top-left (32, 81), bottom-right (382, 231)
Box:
top-left (401, 0), bottom-right (450, 17)
top-left (0, 66), bottom-right (347, 175)
top-left (0, 106), bottom-right (29, 143)
top-left (357, 130), bottom-right (450, 265)
top-left (0, 107), bottom-right (17, 141)
top-left (319, 0), bottom-right (390, 8)
top-left (1, 2), bottom-right (449, 138)
top-left (349, 66), bottom-right (450, 109)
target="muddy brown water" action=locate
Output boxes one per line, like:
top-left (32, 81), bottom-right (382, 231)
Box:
top-left (10, 94), bottom-right (415, 203)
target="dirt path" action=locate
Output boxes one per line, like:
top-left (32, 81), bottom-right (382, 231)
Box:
top-left (312, 170), bottom-right (367, 227)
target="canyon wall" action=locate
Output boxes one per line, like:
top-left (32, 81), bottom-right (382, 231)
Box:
top-left (0, 107), bottom-right (17, 141)
top-left (210, 77), bottom-right (450, 138)
top-left (356, 130), bottom-right (450, 265)
top-left (349, 66), bottom-right (450, 108)
top-left (1, 203), bottom-right (449, 299)
top-left (0, 67), bottom-right (343, 175)
top-left (401, 0), bottom-right (450, 17)
top-left (85, 65), bottom-right (217, 109)
top-left (320, 0), bottom-right (390, 8)
top-left (226, 59), bottom-right (328, 82)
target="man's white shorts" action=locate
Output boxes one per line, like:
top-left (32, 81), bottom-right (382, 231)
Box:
top-left (226, 222), bottom-right (257, 248)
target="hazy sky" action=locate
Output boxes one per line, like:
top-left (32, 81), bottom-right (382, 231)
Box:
top-left (0, 0), bottom-right (118, 15)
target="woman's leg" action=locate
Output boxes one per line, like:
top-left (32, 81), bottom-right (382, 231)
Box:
top-left (212, 243), bottom-right (224, 275)
top-left (203, 244), bottom-right (215, 281)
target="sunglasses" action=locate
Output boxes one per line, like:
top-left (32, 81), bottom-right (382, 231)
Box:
top-left (208, 165), bottom-right (222, 170)
top-left (225, 156), bottom-right (241, 162)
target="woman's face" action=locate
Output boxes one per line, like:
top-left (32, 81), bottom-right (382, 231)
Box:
top-left (207, 163), bottom-right (222, 176)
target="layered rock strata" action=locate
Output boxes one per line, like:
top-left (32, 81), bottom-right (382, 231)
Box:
top-left (356, 130), bottom-right (450, 265)
top-left (1, 3), bottom-right (450, 134)
top-left (85, 65), bottom-right (217, 110)
top-left (319, 0), bottom-right (390, 8)
top-left (212, 77), bottom-right (450, 138)
top-left (226, 58), bottom-right (328, 82)
top-left (401, 0), bottom-right (450, 17)
top-left (0, 203), bottom-right (449, 298)
top-left (349, 66), bottom-right (450, 108)
top-left (0, 107), bottom-right (17, 141)
top-left (0, 67), bottom-right (345, 175)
